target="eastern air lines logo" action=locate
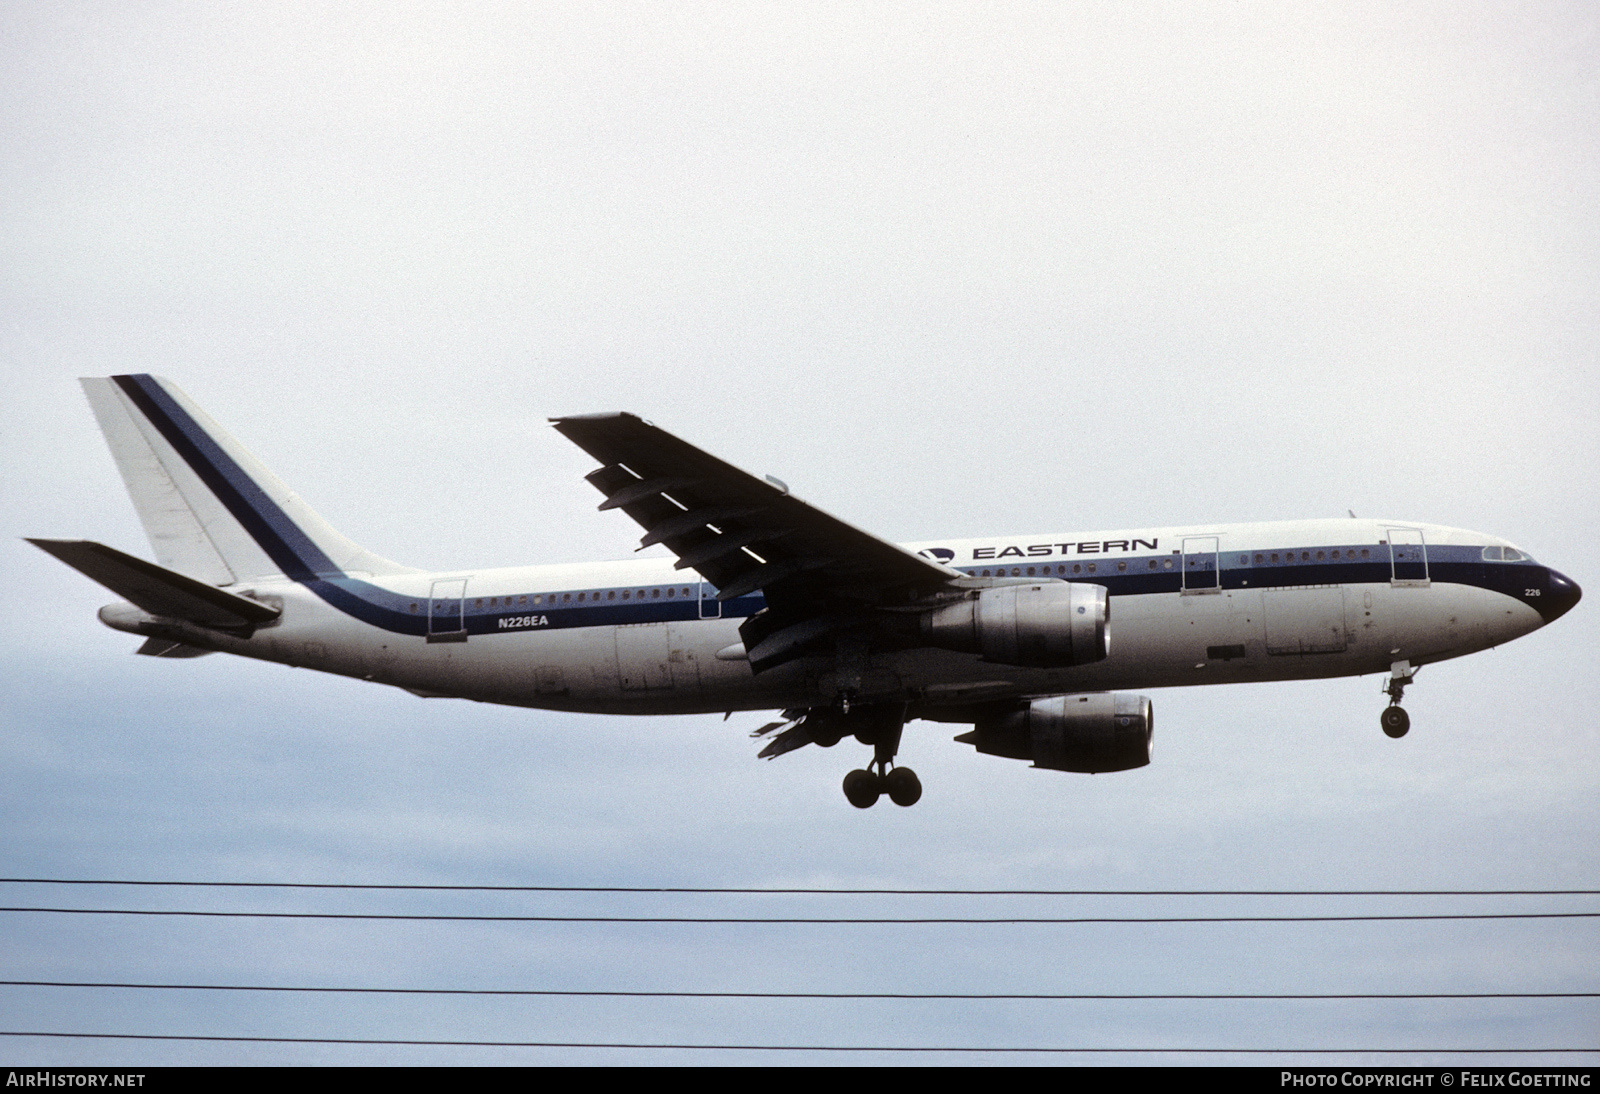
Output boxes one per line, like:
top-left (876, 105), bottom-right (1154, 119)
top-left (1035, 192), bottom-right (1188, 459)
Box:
top-left (917, 548), bottom-right (956, 564)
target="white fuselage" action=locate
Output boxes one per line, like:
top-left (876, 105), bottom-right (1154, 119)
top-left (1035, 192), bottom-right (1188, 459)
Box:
top-left (162, 518), bottom-right (1551, 717)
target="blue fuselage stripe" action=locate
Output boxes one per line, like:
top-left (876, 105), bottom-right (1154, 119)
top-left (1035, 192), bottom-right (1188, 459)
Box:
top-left (112, 374), bottom-right (1552, 639)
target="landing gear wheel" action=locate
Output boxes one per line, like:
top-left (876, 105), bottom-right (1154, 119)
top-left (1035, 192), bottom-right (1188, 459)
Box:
top-left (843, 768), bottom-right (882, 809)
top-left (884, 767), bottom-right (922, 807)
top-left (1380, 706), bottom-right (1410, 739)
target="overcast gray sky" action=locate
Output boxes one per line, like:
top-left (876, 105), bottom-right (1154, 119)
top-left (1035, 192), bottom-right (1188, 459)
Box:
top-left (3, 2), bottom-right (1597, 1064)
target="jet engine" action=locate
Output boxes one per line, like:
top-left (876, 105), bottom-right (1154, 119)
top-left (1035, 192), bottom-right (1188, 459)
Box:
top-left (957, 693), bottom-right (1153, 773)
top-left (920, 582), bottom-right (1109, 667)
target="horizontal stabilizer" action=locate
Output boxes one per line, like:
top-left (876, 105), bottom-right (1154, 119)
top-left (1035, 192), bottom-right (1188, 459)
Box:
top-left (28, 539), bottom-right (280, 631)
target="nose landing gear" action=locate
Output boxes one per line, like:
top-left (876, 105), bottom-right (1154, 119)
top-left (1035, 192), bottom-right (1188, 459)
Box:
top-left (1381, 660), bottom-right (1415, 738)
top-left (1380, 705), bottom-right (1410, 738)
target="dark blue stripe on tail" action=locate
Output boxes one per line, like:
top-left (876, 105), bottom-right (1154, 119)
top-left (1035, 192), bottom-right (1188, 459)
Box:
top-left (112, 375), bottom-right (341, 580)
top-left (111, 375), bottom-right (430, 635)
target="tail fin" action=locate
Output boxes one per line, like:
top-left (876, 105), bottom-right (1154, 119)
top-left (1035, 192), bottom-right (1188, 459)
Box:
top-left (81, 375), bottom-right (412, 583)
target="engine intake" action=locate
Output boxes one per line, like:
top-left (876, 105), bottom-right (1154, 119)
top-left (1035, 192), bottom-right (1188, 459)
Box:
top-left (959, 693), bottom-right (1153, 773)
top-left (920, 583), bottom-right (1109, 667)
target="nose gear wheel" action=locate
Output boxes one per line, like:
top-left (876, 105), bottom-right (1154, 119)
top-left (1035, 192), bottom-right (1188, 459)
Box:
top-left (1381, 660), bottom-right (1415, 739)
top-left (1380, 705), bottom-right (1410, 738)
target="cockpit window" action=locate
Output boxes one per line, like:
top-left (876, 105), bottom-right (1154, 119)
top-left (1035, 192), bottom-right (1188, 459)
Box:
top-left (1483, 546), bottom-right (1530, 562)
top-left (1482, 546), bottom-right (1502, 561)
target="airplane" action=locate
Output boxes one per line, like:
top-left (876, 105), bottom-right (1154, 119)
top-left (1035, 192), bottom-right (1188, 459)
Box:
top-left (30, 375), bottom-right (1582, 808)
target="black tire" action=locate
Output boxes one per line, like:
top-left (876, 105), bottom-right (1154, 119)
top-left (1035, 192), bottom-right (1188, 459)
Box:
top-left (885, 766), bottom-right (922, 807)
top-left (843, 768), bottom-right (881, 809)
top-left (1381, 706), bottom-right (1410, 739)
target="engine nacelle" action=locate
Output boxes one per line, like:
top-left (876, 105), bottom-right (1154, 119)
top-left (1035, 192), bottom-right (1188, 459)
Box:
top-left (960, 693), bottom-right (1153, 773)
top-left (920, 582), bottom-right (1109, 667)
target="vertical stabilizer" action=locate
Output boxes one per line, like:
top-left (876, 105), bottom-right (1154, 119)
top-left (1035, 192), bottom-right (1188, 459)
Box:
top-left (81, 375), bottom-right (412, 583)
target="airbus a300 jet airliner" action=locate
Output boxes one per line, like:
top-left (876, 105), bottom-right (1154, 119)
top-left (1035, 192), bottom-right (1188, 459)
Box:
top-left (32, 376), bottom-right (1582, 808)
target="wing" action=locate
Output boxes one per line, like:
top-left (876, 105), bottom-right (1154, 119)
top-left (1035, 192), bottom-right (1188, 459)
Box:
top-left (550, 413), bottom-right (961, 672)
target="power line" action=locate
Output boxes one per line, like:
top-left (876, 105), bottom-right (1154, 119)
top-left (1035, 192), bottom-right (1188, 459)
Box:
top-left (4, 979), bottom-right (1594, 1000)
top-left (3, 878), bottom-right (1595, 896)
top-left (1, 1031), bottom-right (1594, 1054)
top-left (4, 906), bottom-right (1596, 924)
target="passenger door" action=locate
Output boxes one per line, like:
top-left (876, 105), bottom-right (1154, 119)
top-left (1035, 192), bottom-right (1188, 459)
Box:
top-left (427, 579), bottom-right (468, 643)
top-left (1388, 529), bottom-right (1429, 586)
top-left (1182, 536), bottom-right (1220, 594)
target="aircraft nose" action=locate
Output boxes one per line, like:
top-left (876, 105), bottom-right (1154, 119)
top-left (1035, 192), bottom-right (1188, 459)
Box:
top-left (1538, 569), bottom-right (1582, 624)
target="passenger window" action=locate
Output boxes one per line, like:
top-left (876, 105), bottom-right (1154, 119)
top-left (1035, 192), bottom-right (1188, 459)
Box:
top-left (1148, 560), bottom-right (1157, 570)
top-left (1086, 563), bottom-right (1097, 573)
top-left (1360, 549), bottom-right (1370, 558)
top-left (1072, 564), bottom-right (1081, 574)
top-left (652, 588), bottom-right (661, 598)
top-left (409, 603), bottom-right (418, 613)
top-left (1117, 561), bottom-right (1127, 572)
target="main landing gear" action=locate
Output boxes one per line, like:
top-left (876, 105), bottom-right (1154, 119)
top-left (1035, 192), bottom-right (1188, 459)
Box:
top-left (1381, 660), bottom-right (1414, 739)
top-left (844, 764), bottom-right (922, 809)
top-left (839, 700), bottom-right (921, 809)
top-left (751, 699), bottom-right (923, 807)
